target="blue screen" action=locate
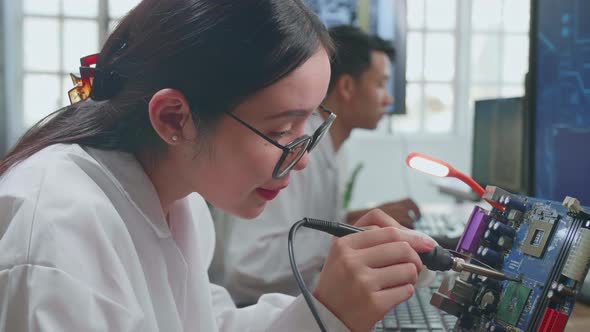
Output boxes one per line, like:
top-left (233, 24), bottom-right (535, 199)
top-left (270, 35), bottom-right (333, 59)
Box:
top-left (534, 0), bottom-right (590, 204)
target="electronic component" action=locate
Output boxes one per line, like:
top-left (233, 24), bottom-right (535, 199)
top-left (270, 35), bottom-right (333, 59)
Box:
top-left (502, 195), bottom-right (527, 212)
top-left (449, 279), bottom-right (477, 306)
top-left (507, 209), bottom-right (523, 222)
top-left (485, 322), bottom-right (508, 331)
top-left (563, 196), bottom-right (583, 214)
top-left (483, 186), bottom-right (514, 204)
top-left (429, 190), bottom-right (590, 331)
top-left (521, 219), bottom-right (556, 258)
top-left (483, 229), bottom-right (500, 245)
top-left (476, 246), bottom-right (503, 267)
top-left (497, 236), bottom-right (513, 250)
top-left (538, 308), bottom-right (568, 332)
top-left (496, 281), bottom-right (531, 325)
top-left (561, 227), bottom-right (590, 282)
top-left (456, 206), bottom-right (490, 254)
top-left (491, 221), bottom-right (516, 238)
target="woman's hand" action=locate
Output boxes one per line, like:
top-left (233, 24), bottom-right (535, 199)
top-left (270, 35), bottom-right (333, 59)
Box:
top-left (345, 198), bottom-right (421, 229)
top-left (313, 209), bottom-right (436, 332)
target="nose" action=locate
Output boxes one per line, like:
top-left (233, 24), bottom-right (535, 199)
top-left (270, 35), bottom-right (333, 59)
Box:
top-left (292, 151), bottom-right (309, 171)
top-left (383, 92), bottom-right (394, 107)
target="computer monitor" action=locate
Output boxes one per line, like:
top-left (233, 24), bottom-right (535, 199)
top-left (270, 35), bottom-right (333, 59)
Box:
top-left (529, 0), bottom-right (590, 204)
top-left (529, 0), bottom-right (590, 302)
top-left (472, 97), bottom-right (528, 195)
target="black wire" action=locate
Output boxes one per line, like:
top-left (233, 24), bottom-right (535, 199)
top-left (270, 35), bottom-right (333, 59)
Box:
top-left (288, 218), bottom-right (328, 332)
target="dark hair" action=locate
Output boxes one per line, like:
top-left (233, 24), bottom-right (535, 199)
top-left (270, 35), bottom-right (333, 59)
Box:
top-left (0, 0), bottom-right (333, 176)
top-left (327, 25), bottom-right (394, 91)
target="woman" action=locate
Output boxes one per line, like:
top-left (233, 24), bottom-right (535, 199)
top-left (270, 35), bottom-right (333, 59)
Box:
top-left (0, 0), bottom-right (435, 331)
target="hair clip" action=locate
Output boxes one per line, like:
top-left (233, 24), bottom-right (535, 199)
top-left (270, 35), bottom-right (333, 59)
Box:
top-left (68, 54), bottom-right (98, 104)
top-left (68, 53), bottom-right (127, 104)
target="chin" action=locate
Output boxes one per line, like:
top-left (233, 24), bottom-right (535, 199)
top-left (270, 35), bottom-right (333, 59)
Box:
top-left (232, 202), bottom-right (267, 220)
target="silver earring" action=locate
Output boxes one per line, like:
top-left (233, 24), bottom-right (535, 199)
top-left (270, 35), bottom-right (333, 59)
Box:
top-left (171, 135), bottom-right (178, 142)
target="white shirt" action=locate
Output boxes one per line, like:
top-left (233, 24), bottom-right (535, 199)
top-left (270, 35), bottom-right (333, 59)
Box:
top-left (210, 117), bottom-right (347, 305)
top-left (0, 144), bottom-right (348, 331)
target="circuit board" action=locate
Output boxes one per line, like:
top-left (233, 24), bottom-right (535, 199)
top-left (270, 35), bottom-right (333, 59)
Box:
top-left (430, 186), bottom-right (590, 332)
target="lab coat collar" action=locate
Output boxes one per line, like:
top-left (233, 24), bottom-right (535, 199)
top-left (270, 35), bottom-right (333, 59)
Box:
top-left (84, 146), bottom-right (172, 238)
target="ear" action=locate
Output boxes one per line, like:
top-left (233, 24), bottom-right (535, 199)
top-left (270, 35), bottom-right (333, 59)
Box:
top-left (334, 74), bottom-right (357, 102)
top-left (148, 89), bottom-right (195, 145)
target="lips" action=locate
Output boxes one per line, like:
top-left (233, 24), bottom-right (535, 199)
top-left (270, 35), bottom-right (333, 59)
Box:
top-left (256, 188), bottom-right (281, 200)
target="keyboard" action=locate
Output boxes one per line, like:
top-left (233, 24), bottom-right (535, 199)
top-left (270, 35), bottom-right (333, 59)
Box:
top-left (414, 213), bottom-right (466, 239)
top-left (374, 275), bottom-right (457, 332)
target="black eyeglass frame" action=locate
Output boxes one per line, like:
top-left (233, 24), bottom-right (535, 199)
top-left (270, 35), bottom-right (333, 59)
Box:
top-left (225, 105), bottom-right (336, 179)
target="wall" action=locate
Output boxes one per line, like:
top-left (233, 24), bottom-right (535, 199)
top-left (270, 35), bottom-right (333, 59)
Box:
top-left (0, 0), bottom-right (5, 155)
top-left (342, 129), bottom-right (472, 209)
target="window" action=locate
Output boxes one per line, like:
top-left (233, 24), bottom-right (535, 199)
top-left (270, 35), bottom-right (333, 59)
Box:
top-left (469, 0), bottom-right (530, 109)
top-left (19, 0), bottom-right (141, 129)
top-left (396, 0), bottom-right (457, 134)
top-left (392, 0), bottom-right (529, 135)
top-left (9, 0), bottom-right (530, 141)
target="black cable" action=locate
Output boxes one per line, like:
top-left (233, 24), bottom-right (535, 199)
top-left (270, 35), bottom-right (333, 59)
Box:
top-left (288, 218), bottom-right (364, 332)
top-left (288, 218), bottom-right (328, 332)
top-left (288, 218), bottom-right (454, 331)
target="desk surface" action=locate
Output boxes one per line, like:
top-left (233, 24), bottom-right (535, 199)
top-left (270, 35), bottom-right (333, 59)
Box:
top-left (566, 302), bottom-right (590, 332)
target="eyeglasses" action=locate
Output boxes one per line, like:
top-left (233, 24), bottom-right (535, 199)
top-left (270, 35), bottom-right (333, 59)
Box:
top-left (226, 105), bottom-right (336, 179)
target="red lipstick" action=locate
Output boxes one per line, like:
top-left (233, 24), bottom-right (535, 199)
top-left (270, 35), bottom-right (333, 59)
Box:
top-left (256, 188), bottom-right (281, 200)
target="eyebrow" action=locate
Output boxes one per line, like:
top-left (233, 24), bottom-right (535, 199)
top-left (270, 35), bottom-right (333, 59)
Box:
top-left (265, 109), bottom-right (311, 120)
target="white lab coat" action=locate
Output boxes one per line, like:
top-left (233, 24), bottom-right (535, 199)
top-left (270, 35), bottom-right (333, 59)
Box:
top-left (0, 144), bottom-right (349, 331)
top-left (209, 118), bottom-right (347, 305)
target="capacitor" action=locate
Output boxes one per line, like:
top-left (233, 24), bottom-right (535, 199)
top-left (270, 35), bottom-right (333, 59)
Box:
top-left (556, 284), bottom-right (577, 297)
top-left (547, 289), bottom-right (566, 305)
top-left (497, 236), bottom-right (513, 250)
top-left (498, 195), bottom-right (509, 205)
top-left (492, 221), bottom-right (516, 238)
top-left (504, 196), bottom-right (527, 212)
top-left (487, 323), bottom-right (508, 332)
top-left (476, 246), bottom-right (484, 256)
top-left (477, 247), bottom-right (503, 267)
top-left (483, 229), bottom-right (500, 244)
top-left (487, 221), bottom-right (496, 230)
top-left (479, 291), bottom-right (497, 313)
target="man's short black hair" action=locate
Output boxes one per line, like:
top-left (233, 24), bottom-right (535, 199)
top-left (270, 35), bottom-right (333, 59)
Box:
top-left (328, 25), bottom-right (395, 91)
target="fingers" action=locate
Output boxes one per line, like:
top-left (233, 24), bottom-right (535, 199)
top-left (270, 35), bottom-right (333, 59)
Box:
top-left (372, 263), bottom-right (419, 290)
top-left (353, 209), bottom-right (404, 229)
top-left (394, 213), bottom-right (415, 229)
top-left (373, 284), bottom-right (416, 312)
top-left (342, 225), bottom-right (436, 252)
top-left (359, 241), bottom-right (423, 271)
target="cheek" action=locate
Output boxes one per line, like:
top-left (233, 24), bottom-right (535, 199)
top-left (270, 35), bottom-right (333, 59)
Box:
top-left (203, 137), bottom-right (281, 201)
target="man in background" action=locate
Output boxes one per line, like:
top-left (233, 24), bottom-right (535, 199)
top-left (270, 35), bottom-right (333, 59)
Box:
top-left (209, 25), bottom-right (421, 306)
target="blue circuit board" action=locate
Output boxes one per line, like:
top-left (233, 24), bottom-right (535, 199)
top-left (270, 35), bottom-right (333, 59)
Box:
top-left (431, 187), bottom-right (590, 332)
top-left (499, 199), bottom-right (578, 330)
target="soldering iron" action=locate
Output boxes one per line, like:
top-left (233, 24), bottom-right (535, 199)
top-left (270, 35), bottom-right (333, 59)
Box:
top-left (288, 218), bottom-right (518, 332)
top-left (301, 217), bottom-right (518, 281)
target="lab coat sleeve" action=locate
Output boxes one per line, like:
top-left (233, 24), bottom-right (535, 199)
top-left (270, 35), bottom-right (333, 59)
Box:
top-left (209, 282), bottom-right (350, 332)
top-left (0, 264), bottom-right (143, 332)
top-left (0, 153), bottom-right (146, 332)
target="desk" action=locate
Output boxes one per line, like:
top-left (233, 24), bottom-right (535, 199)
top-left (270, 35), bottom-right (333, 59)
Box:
top-left (566, 302), bottom-right (590, 332)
